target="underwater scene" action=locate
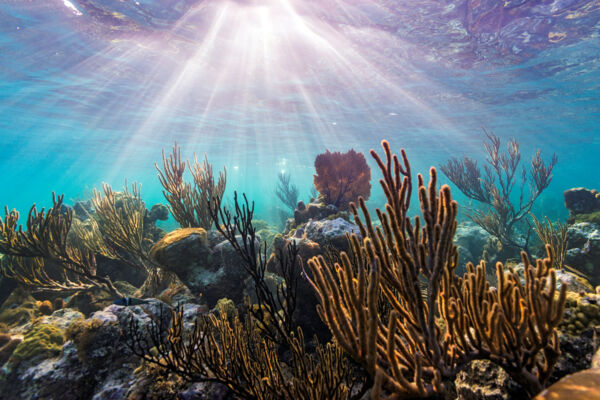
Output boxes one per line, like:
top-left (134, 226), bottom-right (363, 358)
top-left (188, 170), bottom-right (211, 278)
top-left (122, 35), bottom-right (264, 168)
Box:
top-left (0, 1), bottom-right (600, 399)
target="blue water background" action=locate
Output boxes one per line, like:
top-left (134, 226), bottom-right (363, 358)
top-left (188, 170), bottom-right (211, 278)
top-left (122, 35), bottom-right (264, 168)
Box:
top-left (0, 1), bottom-right (598, 230)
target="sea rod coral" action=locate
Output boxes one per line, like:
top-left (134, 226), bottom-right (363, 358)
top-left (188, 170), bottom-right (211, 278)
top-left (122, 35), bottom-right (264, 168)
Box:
top-left (156, 142), bottom-right (226, 230)
top-left (307, 140), bottom-right (566, 398)
top-left (440, 129), bottom-right (557, 252)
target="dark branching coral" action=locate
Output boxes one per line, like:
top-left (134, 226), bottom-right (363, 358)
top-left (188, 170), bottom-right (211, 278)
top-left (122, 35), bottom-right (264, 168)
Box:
top-left (313, 149), bottom-right (371, 211)
top-left (275, 172), bottom-right (299, 212)
top-left (307, 140), bottom-right (566, 398)
top-left (208, 192), bottom-right (301, 344)
top-left (440, 129), bottom-right (557, 251)
top-left (156, 142), bottom-right (226, 230)
top-left (126, 306), bottom-right (353, 400)
top-left (0, 193), bottom-right (122, 296)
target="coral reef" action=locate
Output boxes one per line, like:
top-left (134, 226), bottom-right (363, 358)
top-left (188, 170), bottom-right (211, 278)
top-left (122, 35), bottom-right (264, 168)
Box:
top-left (313, 149), bottom-right (371, 210)
top-left (1, 140), bottom-right (597, 400)
top-left (441, 129), bottom-right (557, 253)
top-left (308, 140), bottom-right (566, 398)
top-left (91, 182), bottom-right (154, 269)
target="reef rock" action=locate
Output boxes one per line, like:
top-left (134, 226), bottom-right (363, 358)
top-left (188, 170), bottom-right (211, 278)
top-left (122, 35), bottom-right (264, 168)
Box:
top-left (147, 203), bottom-right (169, 223)
top-left (565, 222), bottom-right (600, 283)
top-left (454, 222), bottom-right (500, 271)
top-left (0, 300), bottom-right (171, 400)
top-left (150, 228), bottom-right (256, 307)
top-left (552, 329), bottom-right (596, 380)
top-left (303, 217), bottom-right (360, 250)
top-left (454, 360), bottom-right (523, 400)
top-left (150, 227), bottom-right (209, 266)
top-left (564, 187), bottom-right (600, 216)
top-left (289, 197), bottom-right (341, 229)
top-left (555, 269), bottom-right (594, 293)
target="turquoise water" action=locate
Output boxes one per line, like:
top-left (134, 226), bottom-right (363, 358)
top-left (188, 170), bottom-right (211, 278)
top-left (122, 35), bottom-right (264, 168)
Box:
top-left (0, 1), bottom-right (599, 226)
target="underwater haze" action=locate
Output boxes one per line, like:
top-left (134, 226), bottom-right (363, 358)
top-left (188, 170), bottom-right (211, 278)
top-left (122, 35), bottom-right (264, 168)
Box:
top-left (0, 0), bottom-right (599, 221)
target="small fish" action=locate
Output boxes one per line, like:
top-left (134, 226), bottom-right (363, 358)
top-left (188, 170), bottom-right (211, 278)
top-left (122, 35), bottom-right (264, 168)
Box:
top-left (113, 297), bottom-right (149, 306)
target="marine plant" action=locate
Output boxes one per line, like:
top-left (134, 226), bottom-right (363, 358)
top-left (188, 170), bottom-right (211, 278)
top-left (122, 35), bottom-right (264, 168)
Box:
top-left (440, 129), bottom-right (557, 252)
top-left (156, 142), bottom-right (226, 230)
top-left (0, 193), bottom-right (122, 297)
top-left (274, 172), bottom-right (299, 211)
top-left (313, 149), bottom-right (371, 211)
top-left (307, 140), bottom-right (566, 398)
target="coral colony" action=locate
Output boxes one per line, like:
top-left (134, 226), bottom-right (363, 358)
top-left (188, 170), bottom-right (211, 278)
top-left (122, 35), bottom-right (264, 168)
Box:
top-left (1, 135), bottom-right (600, 399)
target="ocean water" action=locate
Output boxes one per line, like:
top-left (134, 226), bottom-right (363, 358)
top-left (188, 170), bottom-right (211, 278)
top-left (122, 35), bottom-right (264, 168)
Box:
top-left (0, 0), bottom-right (599, 227)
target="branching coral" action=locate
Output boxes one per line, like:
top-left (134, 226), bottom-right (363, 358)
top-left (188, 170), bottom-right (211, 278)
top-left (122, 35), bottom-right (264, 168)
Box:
top-left (0, 193), bottom-right (122, 296)
top-left (307, 140), bottom-right (566, 399)
top-left (440, 129), bottom-right (557, 251)
top-left (208, 192), bottom-right (301, 344)
top-left (126, 305), bottom-right (353, 400)
top-left (91, 182), bottom-right (153, 269)
top-left (313, 149), bottom-right (371, 211)
top-left (156, 142), bottom-right (226, 229)
top-left (531, 215), bottom-right (568, 271)
top-left (275, 172), bottom-right (299, 212)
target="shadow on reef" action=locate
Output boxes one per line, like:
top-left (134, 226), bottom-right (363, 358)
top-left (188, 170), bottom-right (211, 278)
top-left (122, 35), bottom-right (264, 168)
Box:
top-left (0, 137), bottom-right (599, 399)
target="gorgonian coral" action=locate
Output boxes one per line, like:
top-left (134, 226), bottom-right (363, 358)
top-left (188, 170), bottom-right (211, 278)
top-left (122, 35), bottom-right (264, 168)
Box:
top-left (313, 149), bottom-right (371, 210)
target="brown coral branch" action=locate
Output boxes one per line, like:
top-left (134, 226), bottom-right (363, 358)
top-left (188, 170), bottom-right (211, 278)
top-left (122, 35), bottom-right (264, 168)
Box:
top-left (91, 182), bottom-right (152, 269)
top-left (156, 142), bottom-right (226, 229)
top-left (0, 193), bottom-right (121, 297)
top-left (440, 129), bottom-right (557, 251)
top-left (307, 140), bottom-right (566, 399)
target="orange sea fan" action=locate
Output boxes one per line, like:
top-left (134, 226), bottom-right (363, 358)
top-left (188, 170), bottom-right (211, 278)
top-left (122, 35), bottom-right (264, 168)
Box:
top-left (313, 149), bottom-right (371, 210)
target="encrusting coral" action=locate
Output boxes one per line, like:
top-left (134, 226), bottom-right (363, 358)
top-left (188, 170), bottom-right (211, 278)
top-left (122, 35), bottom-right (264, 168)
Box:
top-left (156, 142), bottom-right (226, 230)
top-left (9, 323), bottom-right (64, 365)
top-left (313, 149), bottom-right (371, 210)
top-left (307, 140), bottom-right (566, 398)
